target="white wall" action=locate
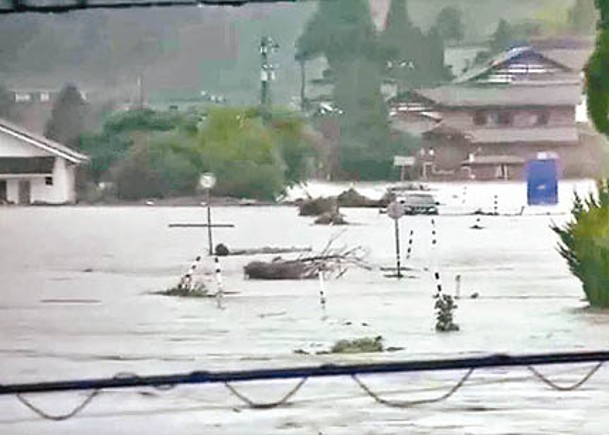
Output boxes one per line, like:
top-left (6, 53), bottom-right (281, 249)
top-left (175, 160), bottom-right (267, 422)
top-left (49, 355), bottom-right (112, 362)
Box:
top-left (3, 157), bottom-right (77, 204)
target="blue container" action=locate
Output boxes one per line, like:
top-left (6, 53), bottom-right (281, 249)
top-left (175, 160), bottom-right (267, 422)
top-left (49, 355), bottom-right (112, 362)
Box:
top-left (526, 159), bottom-right (558, 206)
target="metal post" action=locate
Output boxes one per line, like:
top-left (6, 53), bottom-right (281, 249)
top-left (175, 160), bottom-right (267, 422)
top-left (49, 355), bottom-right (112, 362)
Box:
top-left (394, 219), bottom-right (402, 279)
top-left (206, 188), bottom-right (213, 256)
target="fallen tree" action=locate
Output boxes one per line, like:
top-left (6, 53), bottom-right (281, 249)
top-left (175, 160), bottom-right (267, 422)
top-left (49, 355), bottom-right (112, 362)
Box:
top-left (244, 231), bottom-right (370, 280)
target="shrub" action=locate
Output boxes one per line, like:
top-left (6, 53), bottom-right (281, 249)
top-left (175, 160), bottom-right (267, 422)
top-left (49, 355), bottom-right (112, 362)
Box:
top-left (113, 139), bottom-right (199, 200)
top-left (552, 180), bottom-right (609, 308)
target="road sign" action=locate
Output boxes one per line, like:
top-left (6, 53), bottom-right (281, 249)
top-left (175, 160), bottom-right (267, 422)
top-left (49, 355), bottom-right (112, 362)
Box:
top-left (199, 172), bottom-right (216, 190)
top-left (387, 200), bottom-right (405, 220)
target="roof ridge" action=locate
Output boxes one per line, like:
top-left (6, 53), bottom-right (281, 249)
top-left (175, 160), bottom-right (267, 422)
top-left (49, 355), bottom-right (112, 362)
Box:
top-left (0, 118), bottom-right (88, 164)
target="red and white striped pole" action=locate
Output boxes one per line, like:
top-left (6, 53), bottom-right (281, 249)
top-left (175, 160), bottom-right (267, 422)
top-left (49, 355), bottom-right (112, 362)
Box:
top-left (178, 255), bottom-right (202, 291)
top-left (214, 256), bottom-right (224, 309)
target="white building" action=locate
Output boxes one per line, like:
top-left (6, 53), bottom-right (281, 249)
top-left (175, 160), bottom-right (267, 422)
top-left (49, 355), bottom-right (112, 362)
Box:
top-left (0, 118), bottom-right (88, 205)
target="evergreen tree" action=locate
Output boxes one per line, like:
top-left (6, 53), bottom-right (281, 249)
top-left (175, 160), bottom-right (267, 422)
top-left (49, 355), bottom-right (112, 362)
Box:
top-left (380, 0), bottom-right (422, 87)
top-left (434, 6), bottom-right (465, 42)
top-left (0, 85), bottom-right (19, 122)
top-left (296, 0), bottom-right (392, 179)
top-left (381, 0), bottom-right (450, 88)
top-left (490, 19), bottom-right (516, 53)
top-left (44, 83), bottom-right (88, 148)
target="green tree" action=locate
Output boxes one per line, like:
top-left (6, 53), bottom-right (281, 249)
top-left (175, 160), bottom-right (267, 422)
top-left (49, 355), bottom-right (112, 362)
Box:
top-left (586, 1), bottom-right (609, 136)
top-left (0, 85), bottom-right (19, 122)
top-left (434, 6), bottom-right (465, 42)
top-left (270, 114), bottom-right (315, 186)
top-left (381, 0), bottom-right (450, 88)
top-left (197, 108), bottom-right (285, 199)
top-left (44, 83), bottom-right (88, 148)
top-left (490, 19), bottom-right (516, 53)
top-left (569, 0), bottom-right (598, 34)
top-left (113, 136), bottom-right (199, 200)
top-left (297, 0), bottom-right (393, 179)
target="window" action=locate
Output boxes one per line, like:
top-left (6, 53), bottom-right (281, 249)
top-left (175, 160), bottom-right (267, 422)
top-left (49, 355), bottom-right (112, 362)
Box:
top-left (473, 110), bottom-right (487, 126)
top-left (536, 111), bottom-right (549, 126)
top-left (492, 111), bottom-right (513, 126)
top-left (45, 176), bottom-right (53, 186)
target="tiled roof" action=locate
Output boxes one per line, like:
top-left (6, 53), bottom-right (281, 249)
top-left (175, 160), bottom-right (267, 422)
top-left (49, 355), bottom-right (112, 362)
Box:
top-left (538, 49), bottom-right (592, 72)
top-left (415, 83), bottom-right (581, 108)
top-left (0, 118), bottom-right (88, 164)
top-left (454, 46), bottom-right (577, 84)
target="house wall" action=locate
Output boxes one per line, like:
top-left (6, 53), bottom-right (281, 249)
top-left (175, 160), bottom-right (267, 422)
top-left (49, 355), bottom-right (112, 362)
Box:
top-left (421, 138), bottom-right (584, 180)
top-left (442, 106), bottom-right (576, 130)
top-left (1, 159), bottom-right (78, 205)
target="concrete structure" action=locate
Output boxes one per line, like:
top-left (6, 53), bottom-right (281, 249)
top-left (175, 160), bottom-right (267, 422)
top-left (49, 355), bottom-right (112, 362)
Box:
top-left (0, 119), bottom-right (88, 204)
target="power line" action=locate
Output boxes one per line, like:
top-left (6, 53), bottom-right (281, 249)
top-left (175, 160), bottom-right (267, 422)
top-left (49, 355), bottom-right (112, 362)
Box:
top-left (3, 352), bottom-right (606, 420)
top-left (2, 350), bottom-right (609, 396)
top-left (0, 0), bottom-right (303, 14)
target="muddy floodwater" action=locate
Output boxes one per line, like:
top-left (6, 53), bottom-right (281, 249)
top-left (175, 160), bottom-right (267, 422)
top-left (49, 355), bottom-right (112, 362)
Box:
top-left (2, 180), bottom-right (609, 434)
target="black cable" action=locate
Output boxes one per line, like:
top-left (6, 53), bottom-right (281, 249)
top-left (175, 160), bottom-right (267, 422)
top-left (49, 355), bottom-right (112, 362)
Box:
top-left (351, 368), bottom-right (475, 408)
top-left (223, 377), bottom-right (308, 409)
top-left (15, 390), bottom-right (101, 421)
top-left (527, 362), bottom-right (604, 391)
top-left (0, 0), bottom-right (301, 14)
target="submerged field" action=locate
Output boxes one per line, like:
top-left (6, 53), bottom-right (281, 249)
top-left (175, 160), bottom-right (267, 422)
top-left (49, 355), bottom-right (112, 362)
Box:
top-left (1, 180), bottom-right (608, 434)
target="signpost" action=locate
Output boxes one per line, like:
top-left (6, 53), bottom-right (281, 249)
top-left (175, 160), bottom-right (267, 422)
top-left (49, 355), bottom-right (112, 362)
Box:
top-left (387, 200), bottom-right (405, 278)
top-left (200, 173), bottom-right (217, 256)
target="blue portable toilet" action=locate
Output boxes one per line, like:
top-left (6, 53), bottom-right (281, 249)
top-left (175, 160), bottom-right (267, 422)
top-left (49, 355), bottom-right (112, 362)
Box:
top-left (526, 158), bottom-right (558, 206)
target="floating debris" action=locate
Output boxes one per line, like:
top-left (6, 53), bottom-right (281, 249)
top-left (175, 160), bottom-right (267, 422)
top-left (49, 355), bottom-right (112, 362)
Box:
top-left (156, 282), bottom-right (210, 298)
top-left (244, 233), bottom-right (369, 280)
top-left (314, 211), bottom-right (347, 225)
top-left (337, 188), bottom-right (379, 208)
top-left (215, 244), bottom-right (312, 257)
top-left (329, 336), bottom-right (384, 354)
top-left (298, 197), bottom-right (337, 216)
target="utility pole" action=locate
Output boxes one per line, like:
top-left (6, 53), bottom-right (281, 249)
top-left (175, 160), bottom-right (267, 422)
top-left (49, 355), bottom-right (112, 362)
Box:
top-left (298, 56), bottom-right (306, 112)
top-left (260, 35), bottom-right (278, 120)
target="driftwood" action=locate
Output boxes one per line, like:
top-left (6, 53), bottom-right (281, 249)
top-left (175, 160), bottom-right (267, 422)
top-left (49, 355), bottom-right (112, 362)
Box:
top-left (215, 244), bottom-right (312, 257)
top-left (243, 231), bottom-right (370, 280)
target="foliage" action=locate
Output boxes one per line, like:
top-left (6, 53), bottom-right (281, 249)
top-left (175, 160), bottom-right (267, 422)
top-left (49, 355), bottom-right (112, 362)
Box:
top-left (381, 0), bottom-right (451, 87)
top-left (44, 83), bottom-right (88, 148)
top-left (569, 0), bottom-right (598, 34)
top-left (297, 0), bottom-right (394, 180)
top-left (434, 293), bottom-right (459, 332)
top-left (434, 6), bottom-right (465, 42)
top-left (79, 131), bottom-right (131, 183)
top-left (330, 336), bottom-right (384, 354)
top-left (0, 84), bottom-right (19, 122)
top-left (586, 7), bottom-right (609, 136)
top-left (270, 114), bottom-right (315, 186)
top-left (196, 107), bottom-right (285, 200)
top-left (113, 134), bottom-right (199, 200)
top-left (79, 109), bottom-right (195, 183)
top-left (298, 197), bottom-right (337, 216)
top-left (552, 181), bottom-right (609, 308)
top-left (490, 19), bottom-right (517, 53)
